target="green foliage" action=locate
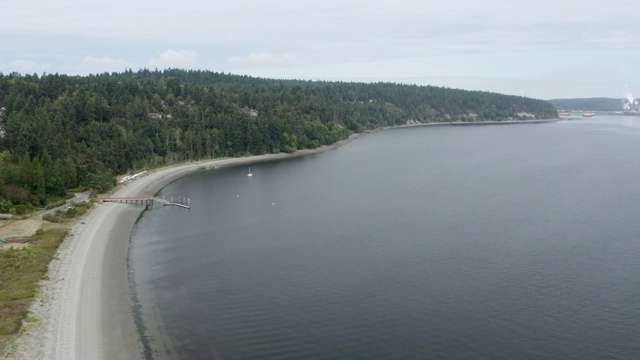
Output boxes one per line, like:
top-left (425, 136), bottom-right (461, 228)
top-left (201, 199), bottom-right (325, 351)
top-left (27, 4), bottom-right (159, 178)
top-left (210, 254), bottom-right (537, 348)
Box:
top-left (547, 97), bottom-right (625, 111)
top-left (0, 228), bottom-right (68, 349)
top-left (44, 199), bottom-right (67, 210)
top-left (42, 200), bottom-right (91, 223)
top-left (70, 201), bottom-right (91, 216)
top-left (42, 214), bottom-right (61, 223)
top-left (281, 132), bottom-right (298, 153)
top-left (12, 205), bottom-right (27, 216)
top-left (0, 69), bottom-right (557, 211)
top-left (63, 207), bottom-right (76, 217)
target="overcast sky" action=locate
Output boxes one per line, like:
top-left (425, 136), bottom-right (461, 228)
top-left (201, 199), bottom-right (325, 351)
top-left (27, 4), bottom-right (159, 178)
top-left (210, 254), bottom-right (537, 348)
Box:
top-left (2, 0), bottom-right (639, 100)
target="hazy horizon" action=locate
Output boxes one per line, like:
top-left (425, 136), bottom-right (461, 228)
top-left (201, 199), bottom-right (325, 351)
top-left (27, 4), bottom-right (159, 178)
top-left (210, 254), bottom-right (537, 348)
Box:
top-left (3, 0), bottom-right (639, 100)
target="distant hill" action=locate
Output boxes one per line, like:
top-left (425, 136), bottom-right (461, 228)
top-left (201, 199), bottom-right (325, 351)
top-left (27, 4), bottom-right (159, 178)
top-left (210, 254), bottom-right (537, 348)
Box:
top-left (546, 97), bottom-right (625, 111)
top-left (0, 69), bottom-right (558, 209)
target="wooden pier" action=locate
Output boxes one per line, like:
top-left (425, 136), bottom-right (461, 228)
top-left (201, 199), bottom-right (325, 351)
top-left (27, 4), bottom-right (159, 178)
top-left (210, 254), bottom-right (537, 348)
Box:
top-left (97, 196), bottom-right (191, 209)
top-left (97, 196), bottom-right (154, 205)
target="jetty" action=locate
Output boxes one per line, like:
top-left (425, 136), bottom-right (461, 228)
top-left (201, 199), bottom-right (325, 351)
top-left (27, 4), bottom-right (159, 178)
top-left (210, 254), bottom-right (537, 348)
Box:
top-left (97, 196), bottom-right (191, 209)
top-left (97, 196), bottom-right (154, 205)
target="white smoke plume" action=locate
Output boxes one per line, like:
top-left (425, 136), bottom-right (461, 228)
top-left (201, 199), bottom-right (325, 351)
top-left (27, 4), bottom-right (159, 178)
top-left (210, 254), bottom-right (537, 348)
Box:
top-left (622, 91), bottom-right (639, 111)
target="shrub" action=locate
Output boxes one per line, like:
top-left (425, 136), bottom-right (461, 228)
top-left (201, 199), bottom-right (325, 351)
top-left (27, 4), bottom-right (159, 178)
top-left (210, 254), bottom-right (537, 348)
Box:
top-left (42, 214), bottom-right (61, 223)
top-left (44, 199), bottom-right (66, 210)
top-left (13, 205), bottom-right (27, 216)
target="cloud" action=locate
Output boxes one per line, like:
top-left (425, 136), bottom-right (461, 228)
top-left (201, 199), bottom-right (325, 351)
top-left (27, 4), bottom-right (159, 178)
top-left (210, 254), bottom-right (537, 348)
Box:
top-left (0, 59), bottom-right (51, 75)
top-left (228, 52), bottom-right (298, 67)
top-left (148, 50), bottom-right (198, 70)
top-left (77, 56), bottom-right (135, 75)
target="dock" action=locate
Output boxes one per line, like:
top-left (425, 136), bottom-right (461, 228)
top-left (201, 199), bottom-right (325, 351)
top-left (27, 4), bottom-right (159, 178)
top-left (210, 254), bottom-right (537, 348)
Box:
top-left (153, 196), bottom-right (191, 209)
top-left (97, 196), bottom-right (154, 205)
top-left (97, 196), bottom-right (191, 209)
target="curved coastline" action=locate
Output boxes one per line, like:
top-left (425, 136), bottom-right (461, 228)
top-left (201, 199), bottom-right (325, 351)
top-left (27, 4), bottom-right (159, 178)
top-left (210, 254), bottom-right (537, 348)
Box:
top-left (5, 118), bottom-right (558, 360)
top-left (5, 134), bottom-right (359, 360)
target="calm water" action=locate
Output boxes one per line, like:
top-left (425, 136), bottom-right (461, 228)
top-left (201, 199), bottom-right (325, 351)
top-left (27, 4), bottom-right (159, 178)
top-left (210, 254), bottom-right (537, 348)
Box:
top-left (130, 117), bottom-right (640, 359)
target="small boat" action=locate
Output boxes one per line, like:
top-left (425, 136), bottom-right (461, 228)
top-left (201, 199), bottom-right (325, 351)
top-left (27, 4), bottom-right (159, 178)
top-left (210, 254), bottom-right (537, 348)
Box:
top-left (559, 112), bottom-right (571, 116)
top-left (582, 113), bottom-right (595, 117)
top-left (247, 166), bottom-right (253, 177)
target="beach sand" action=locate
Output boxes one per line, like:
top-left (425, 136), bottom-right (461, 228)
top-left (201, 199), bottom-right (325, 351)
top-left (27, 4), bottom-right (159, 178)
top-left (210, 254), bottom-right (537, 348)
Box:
top-left (4, 136), bottom-right (358, 360)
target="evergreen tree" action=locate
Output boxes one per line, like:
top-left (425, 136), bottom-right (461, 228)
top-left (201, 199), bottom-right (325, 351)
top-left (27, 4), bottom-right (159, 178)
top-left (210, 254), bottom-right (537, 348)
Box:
top-left (0, 69), bottom-right (557, 212)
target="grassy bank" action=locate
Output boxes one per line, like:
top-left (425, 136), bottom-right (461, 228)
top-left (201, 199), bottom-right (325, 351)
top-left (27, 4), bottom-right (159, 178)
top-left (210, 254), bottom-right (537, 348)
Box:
top-left (0, 199), bottom-right (94, 354)
top-left (0, 227), bottom-right (69, 353)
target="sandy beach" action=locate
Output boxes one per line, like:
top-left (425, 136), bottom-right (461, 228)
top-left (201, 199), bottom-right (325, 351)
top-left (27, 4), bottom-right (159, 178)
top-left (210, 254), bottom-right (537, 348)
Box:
top-left (3, 135), bottom-right (358, 360)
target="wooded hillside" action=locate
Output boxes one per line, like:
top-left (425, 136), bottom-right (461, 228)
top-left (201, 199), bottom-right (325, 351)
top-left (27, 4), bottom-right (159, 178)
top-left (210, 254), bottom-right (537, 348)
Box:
top-left (0, 69), bottom-right (557, 213)
top-left (546, 97), bottom-right (626, 111)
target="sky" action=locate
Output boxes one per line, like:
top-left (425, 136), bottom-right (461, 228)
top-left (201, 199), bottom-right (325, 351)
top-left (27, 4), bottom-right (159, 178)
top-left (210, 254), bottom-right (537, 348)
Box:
top-left (2, 0), bottom-right (639, 100)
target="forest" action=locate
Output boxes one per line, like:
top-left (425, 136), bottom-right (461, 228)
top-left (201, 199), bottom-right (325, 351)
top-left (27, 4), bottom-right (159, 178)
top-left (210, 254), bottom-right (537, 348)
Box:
top-left (546, 97), bottom-right (628, 111)
top-left (0, 69), bottom-right (557, 213)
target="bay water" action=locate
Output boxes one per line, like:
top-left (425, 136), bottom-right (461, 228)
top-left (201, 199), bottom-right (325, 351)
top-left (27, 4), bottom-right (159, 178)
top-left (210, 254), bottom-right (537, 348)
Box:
top-left (130, 117), bottom-right (640, 359)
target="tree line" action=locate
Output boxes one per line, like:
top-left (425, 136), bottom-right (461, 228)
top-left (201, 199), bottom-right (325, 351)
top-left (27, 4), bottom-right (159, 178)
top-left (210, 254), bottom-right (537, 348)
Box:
top-left (0, 69), bottom-right (557, 213)
top-left (546, 97), bottom-right (628, 112)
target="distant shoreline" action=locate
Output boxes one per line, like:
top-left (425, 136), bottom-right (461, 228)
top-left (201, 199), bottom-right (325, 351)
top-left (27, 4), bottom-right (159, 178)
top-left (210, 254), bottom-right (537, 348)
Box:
top-left (399, 118), bottom-right (559, 127)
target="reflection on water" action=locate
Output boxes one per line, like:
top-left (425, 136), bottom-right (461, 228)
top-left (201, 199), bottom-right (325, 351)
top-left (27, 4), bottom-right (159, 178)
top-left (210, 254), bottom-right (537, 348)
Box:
top-left (620, 115), bottom-right (640, 128)
top-left (557, 115), bottom-right (640, 136)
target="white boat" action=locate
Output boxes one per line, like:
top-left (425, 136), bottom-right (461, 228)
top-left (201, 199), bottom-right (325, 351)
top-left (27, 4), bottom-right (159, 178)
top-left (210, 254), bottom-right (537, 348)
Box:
top-left (247, 166), bottom-right (253, 177)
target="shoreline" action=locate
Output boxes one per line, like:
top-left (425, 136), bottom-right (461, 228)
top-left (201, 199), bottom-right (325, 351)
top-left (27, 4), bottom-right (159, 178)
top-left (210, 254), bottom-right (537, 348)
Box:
top-left (4, 134), bottom-right (359, 360)
top-left (4, 118), bottom-right (555, 359)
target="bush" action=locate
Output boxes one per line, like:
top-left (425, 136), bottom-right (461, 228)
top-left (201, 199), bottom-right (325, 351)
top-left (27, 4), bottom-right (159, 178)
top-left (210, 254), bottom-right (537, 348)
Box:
top-left (68, 186), bottom-right (88, 193)
top-left (42, 214), bottom-right (61, 223)
top-left (13, 205), bottom-right (27, 215)
top-left (70, 201), bottom-right (92, 216)
top-left (64, 208), bottom-right (76, 218)
top-left (44, 199), bottom-right (66, 210)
